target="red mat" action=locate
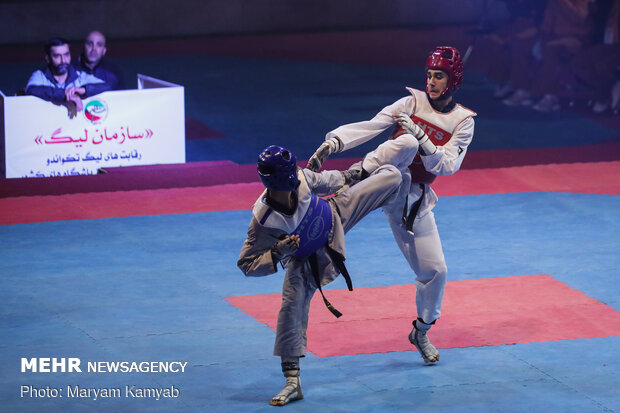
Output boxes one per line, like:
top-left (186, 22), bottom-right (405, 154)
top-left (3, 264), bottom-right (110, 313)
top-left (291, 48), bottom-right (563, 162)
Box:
top-left (225, 274), bottom-right (620, 357)
top-left (1, 161), bottom-right (618, 225)
top-left (0, 183), bottom-right (263, 225)
top-left (4, 144), bottom-right (619, 198)
top-left (432, 161), bottom-right (620, 196)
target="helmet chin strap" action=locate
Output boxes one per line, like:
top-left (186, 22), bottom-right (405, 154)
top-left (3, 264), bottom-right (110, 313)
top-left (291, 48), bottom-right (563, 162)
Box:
top-left (438, 88), bottom-right (453, 99)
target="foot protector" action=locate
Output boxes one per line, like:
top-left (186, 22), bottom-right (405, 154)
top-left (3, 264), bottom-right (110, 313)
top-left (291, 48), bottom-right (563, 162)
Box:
top-left (342, 161), bottom-right (368, 187)
top-left (409, 320), bottom-right (440, 364)
top-left (270, 376), bottom-right (303, 406)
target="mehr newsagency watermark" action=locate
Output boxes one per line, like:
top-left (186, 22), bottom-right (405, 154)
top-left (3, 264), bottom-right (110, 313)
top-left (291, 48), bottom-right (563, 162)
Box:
top-left (20, 357), bottom-right (186, 401)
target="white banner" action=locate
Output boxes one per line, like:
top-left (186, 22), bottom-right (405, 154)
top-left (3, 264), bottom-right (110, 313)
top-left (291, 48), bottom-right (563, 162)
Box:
top-left (1, 75), bottom-right (185, 178)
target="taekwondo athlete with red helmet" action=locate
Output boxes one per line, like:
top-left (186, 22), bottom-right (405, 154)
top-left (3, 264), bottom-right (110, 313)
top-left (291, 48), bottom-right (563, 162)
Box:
top-left (238, 145), bottom-right (401, 406)
top-left (307, 46), bottom-right (477, 364)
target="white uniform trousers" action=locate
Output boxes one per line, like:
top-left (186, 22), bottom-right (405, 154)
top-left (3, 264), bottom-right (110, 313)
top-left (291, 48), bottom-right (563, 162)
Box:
top-left (361, 134), bottom-right (448, 323)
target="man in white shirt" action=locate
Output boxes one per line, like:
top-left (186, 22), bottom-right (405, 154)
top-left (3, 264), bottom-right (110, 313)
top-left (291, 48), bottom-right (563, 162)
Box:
top-left (307, 46), bottom-right (477, 364)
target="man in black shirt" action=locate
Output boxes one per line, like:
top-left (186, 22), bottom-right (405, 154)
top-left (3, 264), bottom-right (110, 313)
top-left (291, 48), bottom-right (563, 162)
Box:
top-left (73, 30), bottom-right (124, 90)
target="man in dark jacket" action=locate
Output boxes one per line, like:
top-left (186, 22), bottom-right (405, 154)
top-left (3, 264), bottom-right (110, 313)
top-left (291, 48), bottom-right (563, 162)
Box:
top-left (73, 30), bottom-right (124, 90)
top-left (26, 37), bottom-right (110, 117)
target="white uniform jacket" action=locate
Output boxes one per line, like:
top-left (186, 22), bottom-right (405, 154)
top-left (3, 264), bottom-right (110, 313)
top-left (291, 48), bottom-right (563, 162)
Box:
top-left (327, 87), bottom-right (476, 217)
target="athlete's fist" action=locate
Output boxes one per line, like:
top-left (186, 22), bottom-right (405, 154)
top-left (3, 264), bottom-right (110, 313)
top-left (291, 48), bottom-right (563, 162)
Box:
top-left (271, 235), bottom-right (300, 260)
top-left (307, 137), bottom-right (341, 171)
top-left (394, 113), bottom-right (426, 140)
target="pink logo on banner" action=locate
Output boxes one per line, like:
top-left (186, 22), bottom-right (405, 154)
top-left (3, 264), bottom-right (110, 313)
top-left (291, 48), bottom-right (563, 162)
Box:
top-left (84, 99), bottom-right (108, 124)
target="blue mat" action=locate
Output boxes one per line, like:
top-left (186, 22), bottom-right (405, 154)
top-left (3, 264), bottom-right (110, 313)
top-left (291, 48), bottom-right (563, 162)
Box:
top-left (1, 192), bottom-right (618, 412)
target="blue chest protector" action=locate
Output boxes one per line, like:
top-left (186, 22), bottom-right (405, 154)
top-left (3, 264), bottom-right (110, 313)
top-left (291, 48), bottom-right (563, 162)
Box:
top-left (291, 193), bottom-right (333, 258)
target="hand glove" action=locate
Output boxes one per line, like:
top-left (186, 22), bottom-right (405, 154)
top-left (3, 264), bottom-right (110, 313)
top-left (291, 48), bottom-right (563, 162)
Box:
top-left (394, 112), bottom-right (437, 155)
top-left (394, 113), bottom-right (426, 140)
top-left (271, 236), bottom-right (299, 260)
top-left (307, 137), bottom-right (341, 171)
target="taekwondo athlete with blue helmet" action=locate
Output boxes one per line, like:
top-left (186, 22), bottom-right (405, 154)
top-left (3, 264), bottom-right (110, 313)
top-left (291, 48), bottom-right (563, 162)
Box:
top-left (238, 145), bottom-right (404, 406)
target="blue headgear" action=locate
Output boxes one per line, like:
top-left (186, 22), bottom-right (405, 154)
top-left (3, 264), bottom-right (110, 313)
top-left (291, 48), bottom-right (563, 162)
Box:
top-left (257, 145), bottom-right (300, 191)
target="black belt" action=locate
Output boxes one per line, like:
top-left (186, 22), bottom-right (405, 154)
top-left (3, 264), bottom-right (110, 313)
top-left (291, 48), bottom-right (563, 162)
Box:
top-left (402, 184), bottom-right (425, 234)
top-left (308, 247), bottom-right (353, 318)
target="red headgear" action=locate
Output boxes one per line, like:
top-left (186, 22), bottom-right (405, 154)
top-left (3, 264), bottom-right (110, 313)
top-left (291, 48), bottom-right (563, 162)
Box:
top-left (425, 46), bottom-right (463, 97)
